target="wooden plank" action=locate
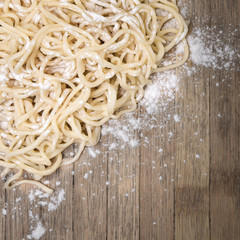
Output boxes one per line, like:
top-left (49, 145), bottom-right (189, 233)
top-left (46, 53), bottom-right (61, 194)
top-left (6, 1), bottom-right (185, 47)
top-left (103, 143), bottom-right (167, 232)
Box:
top-left (70, 143), bottom-right (108, 240)
top-left (209, 1), bottom-right (240, 239)
top-left (210, 69), bottom-right (240, 240)
top-left (174, 70), bottom-right (210, 240)
top-left (174, 1), bottom-right (211, 239)
top-left (38, 165), bottom-right (75, 240)
top-left (107, 112), bottom-right (140, 240)
top-left (139, 97), bottom-right (177, 240)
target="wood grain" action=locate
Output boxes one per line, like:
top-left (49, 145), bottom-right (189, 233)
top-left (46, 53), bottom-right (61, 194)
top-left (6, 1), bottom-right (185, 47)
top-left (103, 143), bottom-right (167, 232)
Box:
top-left (0, 1), bottom-right (239, 240)
top-left (209, 1), bottom-right (240, 239)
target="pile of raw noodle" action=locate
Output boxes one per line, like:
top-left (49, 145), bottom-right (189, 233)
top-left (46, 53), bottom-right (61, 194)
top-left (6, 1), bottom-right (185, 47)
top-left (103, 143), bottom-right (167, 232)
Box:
top-left (0, 0), bottom-right (188, 192)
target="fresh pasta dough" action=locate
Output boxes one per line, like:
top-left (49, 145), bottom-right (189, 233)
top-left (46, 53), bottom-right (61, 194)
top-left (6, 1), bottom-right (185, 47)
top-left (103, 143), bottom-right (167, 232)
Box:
top-left (0, 0), bottom-right (189, 193)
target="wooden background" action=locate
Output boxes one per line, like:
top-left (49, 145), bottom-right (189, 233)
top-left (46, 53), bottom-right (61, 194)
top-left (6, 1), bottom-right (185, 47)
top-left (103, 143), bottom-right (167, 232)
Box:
top-left (1, 0), bottom-right (239, 239)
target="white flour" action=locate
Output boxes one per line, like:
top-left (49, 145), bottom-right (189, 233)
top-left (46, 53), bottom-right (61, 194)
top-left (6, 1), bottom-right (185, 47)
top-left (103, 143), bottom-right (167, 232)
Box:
top-left (27, 221), bottom-right (46, 240)
top-left (28, 188), bottom-right (65, 211)
top-left (141, 71), bottom-right (180, 114)
top-left (188, 27), bottom-right (238, 69)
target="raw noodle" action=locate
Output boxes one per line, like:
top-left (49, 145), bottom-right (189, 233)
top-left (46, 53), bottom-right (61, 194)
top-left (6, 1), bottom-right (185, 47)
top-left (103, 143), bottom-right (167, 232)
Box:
top-left (0, 0), bottom-right (188, 193)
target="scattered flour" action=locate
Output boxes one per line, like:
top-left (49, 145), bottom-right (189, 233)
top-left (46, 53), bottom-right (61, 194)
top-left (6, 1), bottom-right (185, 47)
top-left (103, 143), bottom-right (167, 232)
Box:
top-left (28, 222), bottom-right (46, 240)
top-left (84, 173), bottom-right (89, 179)
top-left (101, 116), bottom-right (140, 149)
top-left (56, 181), bottom-right (61, 186)
top-left (141, 71), bottom-right (180, 114)
top-left (2, 208), bottom-right (7, 215)
top-left (20, 188), bottom-right (65, 239)
top-left (26, 212), bottom-right (46, 240)
top-left (174, 114), bottom-right (181, 122)
top-left (48, 188), bottom-right (65, 211)
top-left (28, 190), bottom-right (50, 203)
top-left (87, 147), bottom-right (98, 158)
top-left (188, 27), bottom-right (239, 69)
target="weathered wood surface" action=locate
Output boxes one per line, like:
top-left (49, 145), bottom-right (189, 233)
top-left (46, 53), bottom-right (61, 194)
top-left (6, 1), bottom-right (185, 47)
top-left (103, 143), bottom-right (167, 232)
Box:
top-left (1, 0), bottom-right (239, 239)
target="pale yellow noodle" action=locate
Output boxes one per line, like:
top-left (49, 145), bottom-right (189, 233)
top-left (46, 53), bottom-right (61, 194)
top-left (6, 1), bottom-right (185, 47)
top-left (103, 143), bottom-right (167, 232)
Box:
top-left (0, 0), bottom-right (189, 192)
